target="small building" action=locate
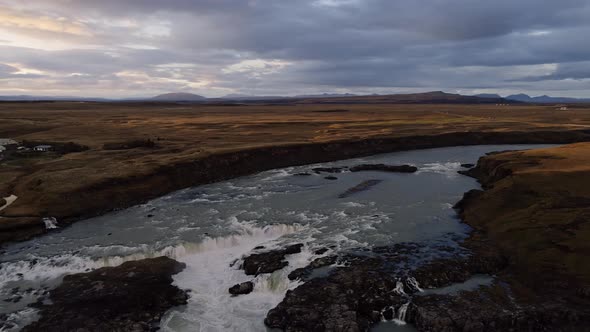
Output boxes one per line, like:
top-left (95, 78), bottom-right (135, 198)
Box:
top-left (34, 145), bottom-right (53, 152)
top-left (556, 105), bottom-right (569, 111)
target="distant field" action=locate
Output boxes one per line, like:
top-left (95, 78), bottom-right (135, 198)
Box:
top-left (2, 102), bottom-right (590, 149)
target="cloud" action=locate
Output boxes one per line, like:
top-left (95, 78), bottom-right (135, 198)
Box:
top-left (511, 61), bottom-right (590, 82)
top-left (0, 0), bottom-right (590, 97)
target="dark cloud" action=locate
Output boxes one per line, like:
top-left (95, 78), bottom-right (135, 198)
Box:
top-left (512, 61), bottom-right (590, 82)
top-left (0, 0), bottom-right (590, 97)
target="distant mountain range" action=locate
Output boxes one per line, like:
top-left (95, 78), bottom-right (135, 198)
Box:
top-left (4, 91), bottom-right (587, 104)
top-left (475, 93), bottom-right (590, 103)
top-left (290, 91), bottom-right (513, 104)
top-left (151, 92), bottom-right (207, 101)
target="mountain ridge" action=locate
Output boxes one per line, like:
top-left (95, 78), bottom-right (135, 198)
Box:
top-left (151, 92), bottom-right (207, 101)
top-left (474, 93), bottom-right (590, 103)
top-left (0, 91), bottom-right (515, 104)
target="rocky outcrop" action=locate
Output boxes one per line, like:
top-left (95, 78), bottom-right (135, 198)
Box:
top-left (455, 145), bottom-right (590, 290)
top-left (349, 164), bottom-right (418, 173)
top-left (288, 255), bottom-right (338, 281)
top-left (266, 238), bottom-right (590, 332)
top-left (23, 257), bottom-right (188, 332)
top-left (312, 167), bottom-right (347, 174)
top-left (338, 179), bottom-right (382, 198)
top-left (265, 238), bottom-right (507, 331)
top-left (242, 244), bottom-right (303, 275)
top-left (229, 281), bottom-right (254, 295)
top-left (408, 286), bottom-right (589, 332)
top-left (452, 189), bottom-right (483, 213)
top-left (265, 257), bottom-right (403, 332)
top-left (411, 237), bottom-right (507, 289)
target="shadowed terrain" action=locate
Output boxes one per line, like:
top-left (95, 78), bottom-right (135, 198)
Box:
top-left (459, 143), bottom-right (590, 291)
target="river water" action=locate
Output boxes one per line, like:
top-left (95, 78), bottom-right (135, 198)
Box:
top-left (0, 145), bottom-right (554, 331)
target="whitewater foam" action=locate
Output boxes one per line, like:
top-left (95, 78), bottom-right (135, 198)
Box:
top-left (161, 224), bottom-right (314, 332)
top-left (0, 222), bottom-right (306, 329)
top-left (42, 217), bottom-right (58, 230)
top-left (0, 308), bottom-right (39, 332)
top-left (418, 162), bottom-right (462, 178)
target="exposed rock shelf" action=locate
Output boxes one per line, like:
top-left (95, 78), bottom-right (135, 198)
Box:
top-left (23, 257), bottom-right (188, 332)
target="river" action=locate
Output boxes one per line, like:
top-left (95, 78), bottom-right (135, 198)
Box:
top-left (0, 144), bottom-right (554, 331)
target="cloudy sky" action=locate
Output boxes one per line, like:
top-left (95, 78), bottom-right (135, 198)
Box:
top-left (1, 0), bottom-right (590, 98)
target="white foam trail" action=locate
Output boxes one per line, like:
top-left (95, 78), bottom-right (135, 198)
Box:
top-left (260, 168), bottom-right (293, 181)
top-left (341, 202), bottom-right (365, 208)
top-left (42, 217), bottom-right (58, 230)
top-left (161, 225), bottom-right (314, 332)
top-left (441, 203), bottom-right (454, 209)
top-left (406, 277), bottom-right (423, 292)
top-left (0, 195), bottom-right (17, 212)
top-left (419, 162), bottom-right (462, 178)
top-left (393, 280), bottom-right (406, 295)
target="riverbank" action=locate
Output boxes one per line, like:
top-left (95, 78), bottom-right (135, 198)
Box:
top-left (2, 129), bottom-right (590, 245)
top-left (457, 142), bottom-right (590, 302)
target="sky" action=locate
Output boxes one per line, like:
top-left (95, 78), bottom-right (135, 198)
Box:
top-left (1, 0), bottom-right (590, 98)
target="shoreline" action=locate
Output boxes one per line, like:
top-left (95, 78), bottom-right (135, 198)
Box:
top-left (2, 129), bottom-right (590, 245)
top-left (455, 144), bottom-right (590, 295)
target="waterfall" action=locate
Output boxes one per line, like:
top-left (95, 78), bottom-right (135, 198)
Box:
top-left (406, 276), bottom-right (423, 292)
top-left (42, 217), bottom-right (58, 229)
top-left (397, 302), bottom-right (409, 321)
top-left (389, 302), bottom-right (410, 325)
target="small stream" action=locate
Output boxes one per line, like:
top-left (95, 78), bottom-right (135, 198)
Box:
top-left (0, 144), bottom-right (554, 331)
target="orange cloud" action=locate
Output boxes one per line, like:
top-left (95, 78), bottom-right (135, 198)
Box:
top-left (0, 7), bottom-right (92, 37)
